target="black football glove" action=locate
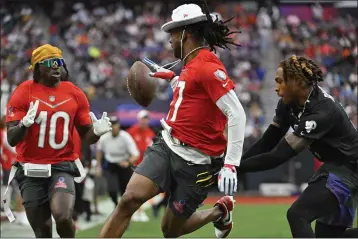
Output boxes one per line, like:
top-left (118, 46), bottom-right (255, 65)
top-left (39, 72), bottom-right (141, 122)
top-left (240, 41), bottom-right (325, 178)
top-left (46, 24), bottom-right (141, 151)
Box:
top-left (273, 99), bottom-right (290, 129)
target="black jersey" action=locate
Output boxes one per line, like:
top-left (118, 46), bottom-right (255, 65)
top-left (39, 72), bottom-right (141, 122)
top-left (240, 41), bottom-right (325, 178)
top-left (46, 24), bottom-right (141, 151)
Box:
top-left (284, 86), bottom-right (358, 165)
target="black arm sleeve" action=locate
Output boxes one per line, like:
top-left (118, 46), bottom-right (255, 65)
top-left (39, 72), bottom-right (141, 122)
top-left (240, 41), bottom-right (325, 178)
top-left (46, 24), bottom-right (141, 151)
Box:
top-left (242, 124), bottom-right (289, 160)
top-left (239, 138), bottom-right (297, 173)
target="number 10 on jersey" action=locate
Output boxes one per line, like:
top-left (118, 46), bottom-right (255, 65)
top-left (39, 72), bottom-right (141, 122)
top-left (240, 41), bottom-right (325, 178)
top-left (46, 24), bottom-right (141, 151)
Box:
top-left (35, 111), bottom-right (70, 149)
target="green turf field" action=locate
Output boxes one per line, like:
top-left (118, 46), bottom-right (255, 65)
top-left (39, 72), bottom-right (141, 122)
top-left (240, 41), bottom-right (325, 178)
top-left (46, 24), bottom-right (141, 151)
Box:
top-left (77, 204), bottom-right (293, 238)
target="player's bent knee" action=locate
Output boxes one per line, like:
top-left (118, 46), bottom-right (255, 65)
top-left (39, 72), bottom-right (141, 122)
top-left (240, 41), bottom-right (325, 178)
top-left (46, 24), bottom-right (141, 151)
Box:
top-left (286, 206), bottom-right (296, 221)
top-left (118, 191), bottom-right (144, 212)
top-left (52, 212), bottom-right (73, 226)
top-left (161, 224), bottom-right (182, 238)
top-left (286, 205), bottom-right (305, 223)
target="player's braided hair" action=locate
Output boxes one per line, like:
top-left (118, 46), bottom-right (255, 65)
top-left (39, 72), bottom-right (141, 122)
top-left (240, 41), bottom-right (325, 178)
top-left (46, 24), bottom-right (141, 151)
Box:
top-left (33, 64), bottom-right (69, 83)
top-left (187, 2), bottom-right (240, 52)
top-left (279, 55), bottom-right (324, 87)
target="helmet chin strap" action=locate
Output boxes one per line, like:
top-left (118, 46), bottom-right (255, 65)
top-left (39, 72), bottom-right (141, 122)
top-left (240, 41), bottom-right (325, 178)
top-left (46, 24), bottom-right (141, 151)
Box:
top-left (161, 28), bottom-right (208, 70)
top-left (180, 29), bottom-right (185, 60)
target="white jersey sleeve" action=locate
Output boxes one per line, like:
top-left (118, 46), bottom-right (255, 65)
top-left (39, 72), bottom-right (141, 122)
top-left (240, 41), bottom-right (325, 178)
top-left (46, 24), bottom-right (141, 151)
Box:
top-left (122, 131), bottom-right (140, 157)
top-left (216, 90), bottom-right (246, 166)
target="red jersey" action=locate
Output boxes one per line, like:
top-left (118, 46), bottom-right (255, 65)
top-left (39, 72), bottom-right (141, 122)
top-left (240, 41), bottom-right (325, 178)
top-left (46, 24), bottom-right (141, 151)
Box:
top-left (127, 124), bottom-right (155, 165)
top-left (0, 129), bottom-right (16, 170)
top-left (6, 80), bottom-right (91, 164)
top-left (166, 49), bottom-right (235, 156)
top-left (73, 128), bottom-right (82, 158)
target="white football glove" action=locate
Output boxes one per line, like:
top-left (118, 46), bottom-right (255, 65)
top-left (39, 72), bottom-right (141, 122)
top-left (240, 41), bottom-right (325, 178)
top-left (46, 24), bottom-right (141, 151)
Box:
top-left (218, 164), bottom-right (238, 196)
top-left (90, 112), bottom-right (112, 136)
top-left (21, 100), bottom-right (39, 127)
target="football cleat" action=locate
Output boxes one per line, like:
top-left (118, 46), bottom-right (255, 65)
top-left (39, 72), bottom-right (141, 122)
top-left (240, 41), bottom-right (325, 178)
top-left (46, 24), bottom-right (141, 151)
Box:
top-left (213, 196), bottom-right (235, 238)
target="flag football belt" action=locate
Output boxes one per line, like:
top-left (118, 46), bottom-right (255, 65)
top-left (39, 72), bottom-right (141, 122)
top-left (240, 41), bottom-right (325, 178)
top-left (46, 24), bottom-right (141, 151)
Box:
top-left (24, 163), bottom-right (52, 178)
top-left (160, 118), bottom-right (189, 147)
top-left (2, 159), bottom-right (86, 223)
top-left (160, 118), bottom-right (225, 159)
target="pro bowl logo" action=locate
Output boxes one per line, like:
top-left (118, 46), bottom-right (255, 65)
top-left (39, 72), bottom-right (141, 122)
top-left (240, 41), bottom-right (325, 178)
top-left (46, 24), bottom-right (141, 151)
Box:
top-left (54, 176), bottom-right (67, 189)
top-left (214, 69), bottom-right (226, 81)
top-left (49, 96), bottom-right (55, 102)
top-left (7, 106), bottom-right (14, 117)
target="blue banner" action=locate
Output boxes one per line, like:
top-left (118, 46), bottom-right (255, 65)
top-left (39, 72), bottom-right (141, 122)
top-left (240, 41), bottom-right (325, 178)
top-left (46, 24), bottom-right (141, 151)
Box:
top-left (90, 97), bottom-right (170, 127)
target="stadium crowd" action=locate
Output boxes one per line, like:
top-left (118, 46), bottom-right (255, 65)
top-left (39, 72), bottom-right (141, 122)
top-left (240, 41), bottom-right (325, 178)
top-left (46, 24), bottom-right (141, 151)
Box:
top-left (275, 5), bottom-right (357, 125)
top-left (1, 5), bottom-right (46, 114)
top-left (1, 1), bottom-right (269, 135)
top-left (51, 1), bottom-right (268, 131)
top-left (1, 0), bottom-right (356, 230)
top-left (0, 1), bottom-right (273, 228)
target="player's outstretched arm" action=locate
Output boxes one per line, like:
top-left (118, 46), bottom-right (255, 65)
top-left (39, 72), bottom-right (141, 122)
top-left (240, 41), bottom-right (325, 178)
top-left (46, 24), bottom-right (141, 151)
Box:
top-left (76, 124), bottom-right (100, 144)
top-left (238, 133), bottom-right (313, 173)
top-left (241, 99), bottom-right (290, 160)
top-left (144, 58), bottom-right (178, 89)
top-left (76, 112), bottom-right (112, 144)
top-left (241, 123), bottom-right (288, 160)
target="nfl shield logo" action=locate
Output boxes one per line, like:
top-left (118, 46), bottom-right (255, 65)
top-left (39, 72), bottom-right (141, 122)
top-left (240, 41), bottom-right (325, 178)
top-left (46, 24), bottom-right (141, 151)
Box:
top-left (49, 96), bottom-right (55, 102)
top-left (7, 106), bottom-right (14, 117)
top-left (214, 70), bottom-right (226, 81)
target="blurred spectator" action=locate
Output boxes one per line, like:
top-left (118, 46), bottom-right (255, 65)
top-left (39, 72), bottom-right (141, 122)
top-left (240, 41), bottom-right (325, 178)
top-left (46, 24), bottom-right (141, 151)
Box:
top-left (95, 116), bottom-right (139, 209)
top-left (127, 109), bottom-right (154, 222)
top-left (256, 7), bottom-right (272, 54)
top-left (127, 110), bottom-right (155, 166)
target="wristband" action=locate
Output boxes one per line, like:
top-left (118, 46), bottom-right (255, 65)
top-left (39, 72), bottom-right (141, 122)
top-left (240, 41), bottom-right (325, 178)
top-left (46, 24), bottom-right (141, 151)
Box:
top-left (18, 120), bottom-right (27, 129)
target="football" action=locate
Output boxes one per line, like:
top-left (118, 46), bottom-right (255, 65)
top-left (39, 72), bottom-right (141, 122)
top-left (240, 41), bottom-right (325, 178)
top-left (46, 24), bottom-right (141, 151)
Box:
top-left (127, 61), bottom-right (157, 107)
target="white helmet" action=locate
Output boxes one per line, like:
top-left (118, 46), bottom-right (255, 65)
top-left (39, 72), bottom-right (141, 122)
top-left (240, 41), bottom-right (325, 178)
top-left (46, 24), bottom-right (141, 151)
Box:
top-left (161, 4), bottom-right (215, 32)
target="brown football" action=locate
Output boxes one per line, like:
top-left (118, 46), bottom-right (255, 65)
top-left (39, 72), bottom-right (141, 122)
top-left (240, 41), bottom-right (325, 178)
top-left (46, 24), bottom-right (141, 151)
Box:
top-left (127, 61), bottom-right (157, 107)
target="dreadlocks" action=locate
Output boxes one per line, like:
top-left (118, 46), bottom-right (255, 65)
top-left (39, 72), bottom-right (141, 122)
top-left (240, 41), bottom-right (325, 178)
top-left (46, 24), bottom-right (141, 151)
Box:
top-left (187, 3), bottom-right (240, 53)
top-left (279, 55), bottom-right (324, 87)
top-left (33, 64), bottom-right (70, 83)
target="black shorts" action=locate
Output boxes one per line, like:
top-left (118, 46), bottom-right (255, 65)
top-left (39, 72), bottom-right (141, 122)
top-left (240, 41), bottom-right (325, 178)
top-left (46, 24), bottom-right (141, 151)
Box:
top-left (104, 162), bottom-right (133, 195)
top-left (14, 161), bottom-right (80, 208)
top-left (135, 135), bottom-right (219, 219)
top-left (310, 163), bottom-right (358, 227)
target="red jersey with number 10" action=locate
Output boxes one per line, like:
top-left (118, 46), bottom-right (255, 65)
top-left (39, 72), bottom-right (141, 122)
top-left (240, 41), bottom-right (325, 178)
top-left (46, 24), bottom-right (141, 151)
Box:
top-left (165, 49), bottom-right (235, 156)
top-left (6, 80), bottom-right (91, 164)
